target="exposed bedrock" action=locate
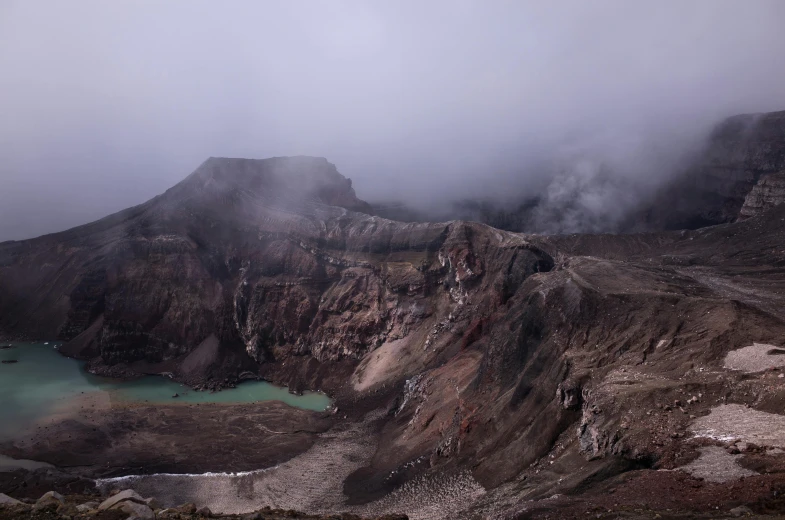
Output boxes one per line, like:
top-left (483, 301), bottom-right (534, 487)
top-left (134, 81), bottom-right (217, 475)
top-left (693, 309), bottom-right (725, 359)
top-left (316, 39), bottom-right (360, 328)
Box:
top-left (739, 171), bottom-right (785, 219)
top-left (644, 109), bottom-right (785, 229)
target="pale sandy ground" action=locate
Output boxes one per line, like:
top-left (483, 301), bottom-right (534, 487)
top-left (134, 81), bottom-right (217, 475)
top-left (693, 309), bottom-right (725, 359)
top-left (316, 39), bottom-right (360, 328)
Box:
top-left (97, 409), bottom-right (486, 520)
top-left (99, 419), bottom-right (374, 514)
top-left (724, 343), bottom-right (785, 373)
top-left (352, 338), bottom-right (409, 392)
top-left (691, 404), bottom-right (785, 446)
top-left (678, 446), bottom-right (758, 483)
top-left (678, 404), bottom-right (785, 483)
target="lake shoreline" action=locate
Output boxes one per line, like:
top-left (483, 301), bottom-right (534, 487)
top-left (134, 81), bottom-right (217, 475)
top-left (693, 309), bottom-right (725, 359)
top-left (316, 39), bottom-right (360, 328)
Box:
top-left (0, 342), bottom-right (337, 487)
top-left (1, 391), bottom-right (335, 479)
top-left (0, 342), bottom-right (331, 439)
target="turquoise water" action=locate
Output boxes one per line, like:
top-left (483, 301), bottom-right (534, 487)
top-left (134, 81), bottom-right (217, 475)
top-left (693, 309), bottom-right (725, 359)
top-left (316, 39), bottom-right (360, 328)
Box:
top-left (0, 342), bottom-right (330, 440)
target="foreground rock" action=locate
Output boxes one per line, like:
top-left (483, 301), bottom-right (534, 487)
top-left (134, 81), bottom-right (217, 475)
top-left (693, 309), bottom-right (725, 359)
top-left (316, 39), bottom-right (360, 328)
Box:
top-left (33, 491), bottom-right (64, 511)
top-left (0, 494), bottom-right (23, 507)
top-left (111, 500), bottom-right (154, 520)
top-left (0, 489), bottom-right (408, 520)
top-left (97, 489), bottom-right (147, 511)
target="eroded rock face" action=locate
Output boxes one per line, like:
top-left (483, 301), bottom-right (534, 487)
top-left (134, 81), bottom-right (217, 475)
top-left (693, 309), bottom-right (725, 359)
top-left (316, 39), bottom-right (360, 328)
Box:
top-left (739, 171), bottom-right (785, 219)
top-left (644, 110), bottom-right (785, 229)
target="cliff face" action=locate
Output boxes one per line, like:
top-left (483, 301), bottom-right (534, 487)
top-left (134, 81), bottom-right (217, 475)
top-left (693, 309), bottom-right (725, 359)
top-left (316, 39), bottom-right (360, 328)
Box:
top-left (738, 171), bottom-right (785, 219)
top-left (642, 110), bottom-right (785, 229)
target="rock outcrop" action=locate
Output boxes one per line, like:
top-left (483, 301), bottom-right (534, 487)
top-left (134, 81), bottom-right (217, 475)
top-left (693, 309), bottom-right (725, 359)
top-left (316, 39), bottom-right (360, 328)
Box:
top-left (738, 171), bottom-right (785, 219)
top-left (642, 110), bottom-right (785, 229)
top-left (0, 494), bottom-right (23, 507)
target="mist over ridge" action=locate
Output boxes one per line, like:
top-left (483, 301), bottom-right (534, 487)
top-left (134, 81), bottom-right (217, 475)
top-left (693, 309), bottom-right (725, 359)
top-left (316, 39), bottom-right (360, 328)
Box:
top-left (3, 1), bottom-right (785, 239)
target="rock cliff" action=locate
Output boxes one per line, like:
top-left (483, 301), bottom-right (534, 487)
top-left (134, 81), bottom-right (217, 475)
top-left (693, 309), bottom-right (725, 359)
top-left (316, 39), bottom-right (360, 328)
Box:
top-left (632, 110), bottom-right (785, 229)
top-left (739, 171), bottom-right (785, 219)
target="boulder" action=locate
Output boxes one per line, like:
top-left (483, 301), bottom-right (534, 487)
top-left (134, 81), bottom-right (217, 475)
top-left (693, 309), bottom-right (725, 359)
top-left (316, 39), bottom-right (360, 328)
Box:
top-left (556, 380), bottom-right (583, 409)
top-left (729, 505), bottom-right (754, 517)
top-left (111, 500), bottom-right (155, 520)
top-left (175, 502), bottom-right (197, 514)
top-left (144, 496), bottom-right (162, 510)
top-left (76, 501), bottom-right (99, 513)
top-left (56, 502), bottom-right (80, 517)
top-left (196, 505), bottom-right (213, 517)
top-left (33, 490), bottom-right (65, 511)
top-left (0, 493), bottom-right (24, 507)
top-left (98, 488), bottom-right (145, 511)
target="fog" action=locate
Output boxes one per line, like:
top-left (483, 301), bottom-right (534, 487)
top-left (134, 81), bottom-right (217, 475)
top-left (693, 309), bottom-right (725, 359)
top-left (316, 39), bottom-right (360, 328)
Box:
top-left (2, 0), bottom-right (785, 240)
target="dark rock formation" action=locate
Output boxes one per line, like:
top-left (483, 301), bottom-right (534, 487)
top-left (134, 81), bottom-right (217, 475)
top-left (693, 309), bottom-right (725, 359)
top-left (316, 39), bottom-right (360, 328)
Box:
top-left (638, 110), bottom-right (785, 229)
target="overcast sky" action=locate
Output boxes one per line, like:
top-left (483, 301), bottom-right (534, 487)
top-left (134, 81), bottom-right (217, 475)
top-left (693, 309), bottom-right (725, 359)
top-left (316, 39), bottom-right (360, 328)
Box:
top-left (2, 0), bottom-right (785, 240)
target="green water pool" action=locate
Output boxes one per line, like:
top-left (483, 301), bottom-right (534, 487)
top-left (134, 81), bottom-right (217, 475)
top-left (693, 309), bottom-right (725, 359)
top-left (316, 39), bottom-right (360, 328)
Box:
top-left (0, 342), bottom-right (330, 440)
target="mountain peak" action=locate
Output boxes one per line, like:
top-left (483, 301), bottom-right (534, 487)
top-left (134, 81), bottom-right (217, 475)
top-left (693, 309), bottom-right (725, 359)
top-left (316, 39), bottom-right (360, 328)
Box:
top-left (166, 155), bottom-right (372, 215)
